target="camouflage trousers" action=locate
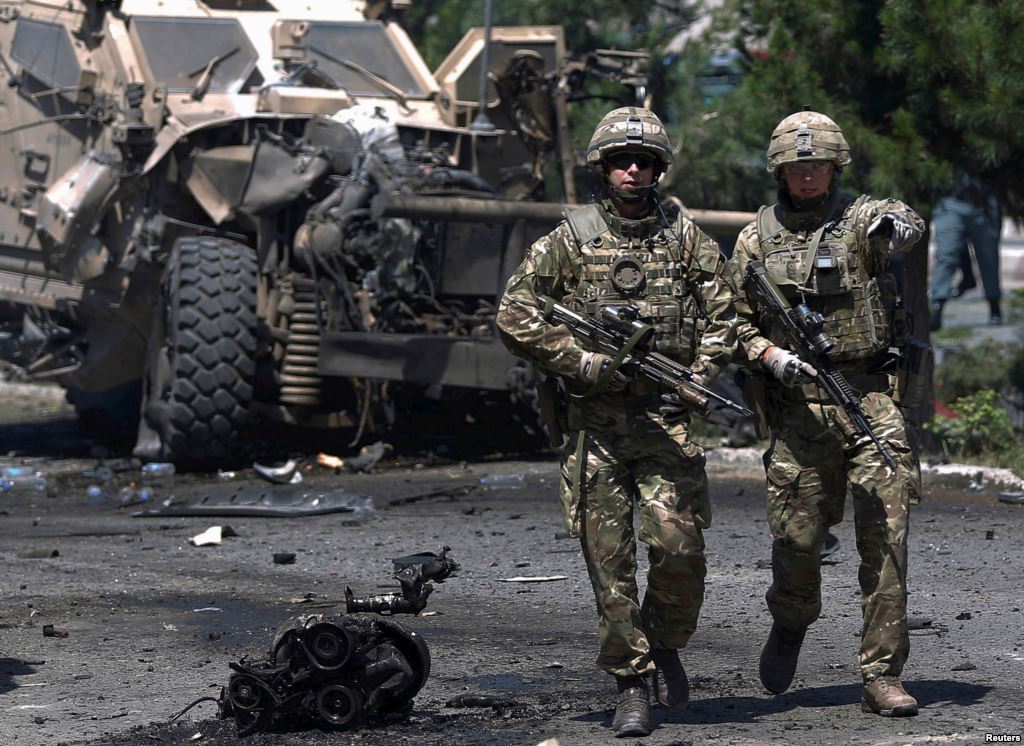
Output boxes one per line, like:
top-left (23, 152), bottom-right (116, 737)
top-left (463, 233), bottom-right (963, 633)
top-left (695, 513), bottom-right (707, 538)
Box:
top-left (560, 399), bottom-right (711, 678)
top-left (763, 391), bottom-right (919, 680)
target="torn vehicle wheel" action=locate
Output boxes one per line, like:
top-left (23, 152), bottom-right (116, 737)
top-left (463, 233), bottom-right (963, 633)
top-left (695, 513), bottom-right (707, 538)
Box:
top-left (134, 236), bottom-right (258, 468)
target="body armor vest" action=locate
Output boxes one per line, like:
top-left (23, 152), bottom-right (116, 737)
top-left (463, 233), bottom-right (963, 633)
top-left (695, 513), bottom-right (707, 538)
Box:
top-left (756, 193), bottom-right (898, 363)
top-left (562, 202), bottom-right (703, 364)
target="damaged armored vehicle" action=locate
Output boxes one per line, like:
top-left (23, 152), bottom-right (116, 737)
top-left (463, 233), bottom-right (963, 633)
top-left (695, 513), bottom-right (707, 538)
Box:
top-left (0, 0), bottom-right (736, 465)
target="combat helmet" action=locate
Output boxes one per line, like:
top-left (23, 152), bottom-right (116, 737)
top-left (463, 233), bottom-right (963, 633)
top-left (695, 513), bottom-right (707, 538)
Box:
top-left (766, 110), bottom-right (850, 174)
top-left (586, 106), bottom-right (673, 174)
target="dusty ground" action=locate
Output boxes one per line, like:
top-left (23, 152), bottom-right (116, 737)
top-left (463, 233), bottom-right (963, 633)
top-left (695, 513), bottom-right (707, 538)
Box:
top-left (1, 387), bottom-right (1022, 746)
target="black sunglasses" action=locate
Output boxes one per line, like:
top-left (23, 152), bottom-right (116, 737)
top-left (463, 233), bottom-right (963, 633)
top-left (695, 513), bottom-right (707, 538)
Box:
top-left (606, 152), bottom-right (654, 170)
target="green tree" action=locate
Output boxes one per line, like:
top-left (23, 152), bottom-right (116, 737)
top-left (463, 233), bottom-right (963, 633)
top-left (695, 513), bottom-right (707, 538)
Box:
top-left (664, 0), bottom-right (1024, 217)
top-left (403, 0), bottom-right (697, 71)
top-left (881, 1), bottom-right (1024, 215)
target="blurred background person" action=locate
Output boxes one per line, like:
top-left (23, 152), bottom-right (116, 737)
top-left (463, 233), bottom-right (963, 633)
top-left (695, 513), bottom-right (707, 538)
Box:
top-left (929, 172), bottom-right (1003, 330)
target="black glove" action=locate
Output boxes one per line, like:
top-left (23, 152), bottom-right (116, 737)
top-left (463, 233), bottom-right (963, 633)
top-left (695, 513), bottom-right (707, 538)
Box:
top-left (658, 376), bottom-right (704, 424)
top-left (659, 393), bottom-right (688, 424)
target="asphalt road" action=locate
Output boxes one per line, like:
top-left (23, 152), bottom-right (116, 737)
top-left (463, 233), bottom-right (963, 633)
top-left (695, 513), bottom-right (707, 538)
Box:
top-left (1, 398), bottom-right (1023, 746)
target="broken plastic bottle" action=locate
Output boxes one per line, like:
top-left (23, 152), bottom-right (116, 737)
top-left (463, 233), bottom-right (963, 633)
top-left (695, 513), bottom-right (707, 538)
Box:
top-left (479, 473), bottom-right (526, 487)
top-left (85, 484), bottom-right (109, 504)
top-left (1, 466), bottom-right (48, 493)
top-left (141, 462), bottom-right (175, 495)
top-left (118, 485), bottom-right (153, 505)
top-left (342, 495), bottom-right (375, 525)
top-left (141, 462), bottom-right (176, 480)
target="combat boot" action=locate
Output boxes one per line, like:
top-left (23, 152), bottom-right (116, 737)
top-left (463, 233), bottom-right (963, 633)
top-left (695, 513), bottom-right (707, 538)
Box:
top-left (651, 648), bottom-right (689, 709)
top-left (862, 675), bottom-right (919, 717)
top-left (758, 622), bottom-right (806, 694)
top-left (610, 675), bottom-right (651, 738)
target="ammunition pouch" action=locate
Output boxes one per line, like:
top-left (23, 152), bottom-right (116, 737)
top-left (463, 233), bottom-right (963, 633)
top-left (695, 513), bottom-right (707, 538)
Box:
top-left (537, 375), bottom-right (569, 449)
top-left (894, 339), bottom-right (932, 410)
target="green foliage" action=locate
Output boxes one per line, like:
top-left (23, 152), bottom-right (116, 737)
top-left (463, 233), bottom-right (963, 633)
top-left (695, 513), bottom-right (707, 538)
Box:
top-left (662, 0), bottom-right (1024, 218)
top-left (1005, 288), bottom-right (1024, 323)
top-left (925, 389), bottom-right (1015, 457)
top-left (880, 1), bottom-right (1024, 215)
top-left (402, 0), bottom-right (696, 70)
top-left (934, 339), bottom-right (1016, 401)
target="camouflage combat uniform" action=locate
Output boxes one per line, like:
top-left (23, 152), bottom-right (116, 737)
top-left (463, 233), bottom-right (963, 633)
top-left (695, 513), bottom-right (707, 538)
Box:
top-left (496, 198), bottom-right (736, 678)
top-left (730, 185), bottom-right (925, 681)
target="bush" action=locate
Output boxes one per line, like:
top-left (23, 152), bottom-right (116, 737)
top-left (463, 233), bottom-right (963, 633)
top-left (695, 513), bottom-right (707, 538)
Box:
top-left (934, 339), bottom-right (1016, 401)
top-left (925, 389), bottom-right (1015, 457)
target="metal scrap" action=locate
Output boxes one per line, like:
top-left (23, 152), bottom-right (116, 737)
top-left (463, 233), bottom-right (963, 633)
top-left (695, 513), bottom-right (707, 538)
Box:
top-left (133, 487), bottom-right (373, 518)
top-left (387, 484), bottom-right (477, 506)
top-left (253, 460), bottom-right (302, 484)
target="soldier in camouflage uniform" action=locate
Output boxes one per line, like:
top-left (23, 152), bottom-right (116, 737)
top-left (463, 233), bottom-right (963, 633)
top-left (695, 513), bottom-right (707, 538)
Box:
top-left (728, 111), bottom-right (924, 716)
top-left (496, 107), bottom-right (736, 738)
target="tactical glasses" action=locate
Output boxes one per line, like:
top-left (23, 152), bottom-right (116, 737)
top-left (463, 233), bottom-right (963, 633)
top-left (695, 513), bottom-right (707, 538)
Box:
top-left (783, 161), bottom-right (833, 177)
top-left (606, 152), bottom-right (655, 170)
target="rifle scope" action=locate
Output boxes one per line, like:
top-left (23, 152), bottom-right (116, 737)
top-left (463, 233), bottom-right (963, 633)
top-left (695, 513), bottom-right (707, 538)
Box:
top-left (792, 304), bottom-right (835, 355)
top-left (600, 304), bottom-right (653, 342)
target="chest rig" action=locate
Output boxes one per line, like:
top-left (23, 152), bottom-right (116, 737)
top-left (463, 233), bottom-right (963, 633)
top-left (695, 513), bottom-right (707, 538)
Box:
top-left (562, 203), bottom-right (702, 363)
top-left (756, 194), bottom-right (897, 363)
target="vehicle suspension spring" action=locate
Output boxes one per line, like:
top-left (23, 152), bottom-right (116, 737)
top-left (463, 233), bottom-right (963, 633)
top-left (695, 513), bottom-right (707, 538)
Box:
top-left (280, 278), bottom-right (323, 406)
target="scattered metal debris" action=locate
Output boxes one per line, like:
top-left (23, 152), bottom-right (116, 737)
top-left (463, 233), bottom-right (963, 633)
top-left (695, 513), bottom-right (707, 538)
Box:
top-left (253, 460), bottom-right (302, 485)
top-left (42, 624), bottom-right (68, 638)
top-left (133, 487), bottom-right (373, 519)
top-left (273, 552), bottom-right (297, 565)
top-left (951, 661), bottom-right (977, 671)
top-left (216, 548), bottom-right (456, 735)
top-left (479, 473), bottom-right (526, 487)
top-left (498, 575), bottom-right (568, 583)
top-left (387, 484), bottom-right (477, 507)
top-left (341, 442), bottom-right (392, 473)
top-left (998, 491), bottom-right (1024, 505)
top-left (346, 547), bottom-right (459, 615)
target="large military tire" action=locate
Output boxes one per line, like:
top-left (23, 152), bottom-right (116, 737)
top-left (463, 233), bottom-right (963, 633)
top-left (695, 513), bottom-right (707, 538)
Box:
top-left (134, 236), bottom-right (258, 468)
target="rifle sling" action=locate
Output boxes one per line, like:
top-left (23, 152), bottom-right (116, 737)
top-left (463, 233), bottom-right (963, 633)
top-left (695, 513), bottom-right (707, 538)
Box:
top-left (571, 429), bottom-right (588, 531)
top-left (574, 324), bottom-right (651, 399)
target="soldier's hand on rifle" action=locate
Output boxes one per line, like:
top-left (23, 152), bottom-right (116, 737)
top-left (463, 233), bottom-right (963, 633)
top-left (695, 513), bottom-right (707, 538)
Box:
top-left (762, 346), bottom-right (818, 387)
top-left (867, 213), bottom-right (917, 251)
top-left (658, 385), bottom-right (699, 424)
top-left (578, 351), bottom-right (629, 392)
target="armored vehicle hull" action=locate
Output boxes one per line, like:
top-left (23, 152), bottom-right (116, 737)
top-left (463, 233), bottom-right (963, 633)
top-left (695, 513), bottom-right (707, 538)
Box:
top-left (0, 1), bottom-right (750, 465)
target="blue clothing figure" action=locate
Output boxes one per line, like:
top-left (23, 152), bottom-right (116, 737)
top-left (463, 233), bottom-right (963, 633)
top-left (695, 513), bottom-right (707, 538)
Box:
top-left (929, 173), bottom-right (1002, 330)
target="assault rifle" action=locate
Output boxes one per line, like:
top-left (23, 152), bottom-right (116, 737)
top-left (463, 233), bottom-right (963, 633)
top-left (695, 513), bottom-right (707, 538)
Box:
top-left (537, 296), bottom-right (752, 418)
top-left (743, 261), bottom-right (897, 469)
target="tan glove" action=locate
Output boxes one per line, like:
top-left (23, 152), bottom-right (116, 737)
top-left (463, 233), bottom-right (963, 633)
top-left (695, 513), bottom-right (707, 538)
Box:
top-left (762, 346), bottom-right (818, 387)
top-left (867, 213), bottom-right (917, 251)
top-left (578, 351), bottom-right (628, 392)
